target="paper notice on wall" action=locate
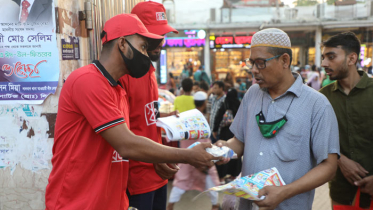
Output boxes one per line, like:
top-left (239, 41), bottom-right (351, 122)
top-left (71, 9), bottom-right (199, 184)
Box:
top-left (0, 105), bottom-right (53, 174)
top-left (0, 0), bottom-right (59, 104)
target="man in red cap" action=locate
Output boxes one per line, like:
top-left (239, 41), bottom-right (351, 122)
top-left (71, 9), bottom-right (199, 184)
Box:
top-left (119, 2), bottom-right (180, 210)
top-left (45, 14), bottom-right (217, 210)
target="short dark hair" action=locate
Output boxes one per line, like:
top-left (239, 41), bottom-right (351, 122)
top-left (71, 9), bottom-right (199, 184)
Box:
top-left (199, 81), bottom-right (209, 92)
top-left (193, 81), bottom-right (200, 86)
top-left (182, 78), bottom-right (193, 92)
top-left (311, 64), bottom-right (317, 71)
top-left (213, 81), bottom-right (225, 89)
top-left (101, 39), bottom-right (117, 53)
top-left (267, 47), bottom-right (293, 67)
top-left (323, 32), bottom-right (360, 63)
top-left (194, 100), bottom-right (205, 108)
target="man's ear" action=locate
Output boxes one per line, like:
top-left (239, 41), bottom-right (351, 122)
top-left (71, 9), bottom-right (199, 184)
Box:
top-left (281, 53), bottom-right (291, 69)
top-left (118, 37), bottom-right (133, 59)
top-left (347, 52), bottom-right (358, 66)
top-left (117, 37), bottom-right (126, 51)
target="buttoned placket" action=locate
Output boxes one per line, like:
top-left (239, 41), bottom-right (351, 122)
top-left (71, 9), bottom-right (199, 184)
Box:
top-left (346, 88), bottom-right (359, 159)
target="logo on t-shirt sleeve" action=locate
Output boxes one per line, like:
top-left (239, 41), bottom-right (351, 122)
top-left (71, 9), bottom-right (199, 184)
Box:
top-left (145, 101), bottom-right (159, 126)
top-left (112, 150), bottom-right (128, 163)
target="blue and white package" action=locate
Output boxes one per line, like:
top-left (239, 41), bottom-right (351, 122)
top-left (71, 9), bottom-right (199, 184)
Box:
top-left (187, 142), bottom-right (237, 162)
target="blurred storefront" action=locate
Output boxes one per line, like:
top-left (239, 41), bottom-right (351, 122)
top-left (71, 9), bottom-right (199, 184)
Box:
top-left (158, 29), bottom-right (206, 84)
top-left (208, 30), bottom-right (316, 81)
top-left (209, 33), bottom-right (254, 81)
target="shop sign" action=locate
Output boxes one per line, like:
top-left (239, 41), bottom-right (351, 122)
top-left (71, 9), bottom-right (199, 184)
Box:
top-left (163, 29), bottom-right (206, 48)
top-left (210, 35), bottom-right (253, 49)
top-left (163, 38), bottom-right (205, 48)
top-left (61, 36), bottom-right (80, 60)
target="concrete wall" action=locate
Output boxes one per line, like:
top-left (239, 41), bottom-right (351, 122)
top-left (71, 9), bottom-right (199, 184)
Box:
top-left (0, 0), bottom-right (141, 209)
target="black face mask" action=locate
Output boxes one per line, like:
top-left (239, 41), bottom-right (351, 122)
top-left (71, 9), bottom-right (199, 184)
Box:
top-left (119, 39), bottom-right (151, 78)
top-left (148, 51), bottom-right (160, 61)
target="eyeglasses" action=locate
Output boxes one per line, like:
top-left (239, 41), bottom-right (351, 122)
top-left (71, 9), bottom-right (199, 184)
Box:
top-left (246, 55), bottom-right (281, 70)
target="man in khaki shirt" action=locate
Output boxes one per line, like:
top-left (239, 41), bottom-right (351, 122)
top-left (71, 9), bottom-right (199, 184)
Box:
top-left (320, 32), bottom-right (373, 209)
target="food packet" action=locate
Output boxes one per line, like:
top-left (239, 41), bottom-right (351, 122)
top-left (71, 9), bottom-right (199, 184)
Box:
top-left (187, 142), bottom-right (237, 162)
top-left (207, 167), bottom-right (285, 200)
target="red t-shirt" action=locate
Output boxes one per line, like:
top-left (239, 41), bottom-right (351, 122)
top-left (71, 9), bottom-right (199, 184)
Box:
top-left (120, 65), bottom-right (168, 195)
top-left (45, 61), bottom-right (130, 210)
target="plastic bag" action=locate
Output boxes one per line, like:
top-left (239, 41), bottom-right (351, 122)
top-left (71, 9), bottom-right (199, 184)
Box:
top-left (187, 142), bottom-right (237, 162)
top-left (333, 188), bottom-right (373, 210)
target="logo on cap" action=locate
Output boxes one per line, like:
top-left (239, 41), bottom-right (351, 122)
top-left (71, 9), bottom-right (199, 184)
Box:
top-left (156, 12), bottom-right (167, 21)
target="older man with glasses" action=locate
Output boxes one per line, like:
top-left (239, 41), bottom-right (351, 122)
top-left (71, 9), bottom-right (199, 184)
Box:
top-left (216, 28), bottom-right (340, 210)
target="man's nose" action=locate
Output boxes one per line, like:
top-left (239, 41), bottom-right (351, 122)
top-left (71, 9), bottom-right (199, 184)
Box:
top-left (321, 59), bottom-right (328, 68)
top-left (251, 65), bottom-right (260, 74)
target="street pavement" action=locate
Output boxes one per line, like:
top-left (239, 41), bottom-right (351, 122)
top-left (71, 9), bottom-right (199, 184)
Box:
top-left (167, 182), bottom-right (332, 210)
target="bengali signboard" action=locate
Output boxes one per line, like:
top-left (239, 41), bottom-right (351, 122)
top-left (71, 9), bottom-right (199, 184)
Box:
top-left (210, 35), bottom-right (254, 49)
top-left (61, 36), bottom-right (80, 60)
top-left (163, 30), bottom-right (206, 48)
top-left (0, 0), bottom-right (59, 104)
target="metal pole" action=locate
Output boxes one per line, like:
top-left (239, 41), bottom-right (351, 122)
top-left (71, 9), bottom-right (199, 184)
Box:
top-left (86, 0), bottom-right (97, 61)
top-left (204, 30), bottom-right (211, 78)
top-left (315, 26), bottom-right (322, 67)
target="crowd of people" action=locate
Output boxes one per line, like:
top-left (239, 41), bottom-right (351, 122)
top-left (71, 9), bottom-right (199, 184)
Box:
top-left (44, 1), bottom-right (373, 210)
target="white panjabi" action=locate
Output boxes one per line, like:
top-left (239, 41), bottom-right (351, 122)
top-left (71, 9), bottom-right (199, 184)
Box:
top-left (251, 28), bottom-right (291, 49)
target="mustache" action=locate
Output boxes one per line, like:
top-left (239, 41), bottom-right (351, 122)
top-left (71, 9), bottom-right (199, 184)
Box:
top-left (324, 68), bottom-right (333, 72)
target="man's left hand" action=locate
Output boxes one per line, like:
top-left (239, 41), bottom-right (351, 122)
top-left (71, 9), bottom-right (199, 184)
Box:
top-left (355, 175), bottom-right (373, 196)
top-left (254, 186), bottom-right (289, 210)
top-left (154, 163), bottom-right (179, 180)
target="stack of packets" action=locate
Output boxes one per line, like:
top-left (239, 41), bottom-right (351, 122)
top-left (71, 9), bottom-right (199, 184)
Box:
top-left (187, 142), bottom-right (237, 162)
top-left (208, 167), bottom-right (286, 200)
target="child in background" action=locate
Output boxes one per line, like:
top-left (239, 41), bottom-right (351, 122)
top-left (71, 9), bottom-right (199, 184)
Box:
top-left (167, 91), bottom-right (220, 210)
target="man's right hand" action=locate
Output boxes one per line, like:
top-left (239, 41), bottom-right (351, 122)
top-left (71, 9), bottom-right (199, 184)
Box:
top-left (187, 142), bottom-right (220, 168)
top-left (338, 155), bottom-right (369, 185)
top-left (214, 140), bottom-right (231, 165)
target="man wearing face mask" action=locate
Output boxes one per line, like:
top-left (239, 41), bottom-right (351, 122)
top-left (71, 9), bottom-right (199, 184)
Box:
top-left (215, 28), bottom-right (340, 210)
top-left (45, 14), bottom-right (218, 210)
top-left (118, 2), bottom-right (180, 210)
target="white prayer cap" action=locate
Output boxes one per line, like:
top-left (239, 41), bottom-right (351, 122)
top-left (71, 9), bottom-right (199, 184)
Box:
top-left (193, 91), bottom-right (207, 101)
top-left (251, 28), bottom-right (291, 49)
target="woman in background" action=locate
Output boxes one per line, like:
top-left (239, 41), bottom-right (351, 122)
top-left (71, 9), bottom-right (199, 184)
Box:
top-left (223, 72), bottom-right (234, 92)
top-left (212, 88), bottom-right (242, 184)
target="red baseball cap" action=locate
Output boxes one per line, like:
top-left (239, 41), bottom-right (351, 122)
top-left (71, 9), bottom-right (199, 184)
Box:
top-left (101, 14), bottom-right (164, 50)
top-left (131, 1), bottom-right (178, 35)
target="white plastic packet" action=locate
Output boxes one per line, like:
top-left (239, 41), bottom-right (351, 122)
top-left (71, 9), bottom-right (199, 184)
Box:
top-left (187, 142), bottom-right (237, 162)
